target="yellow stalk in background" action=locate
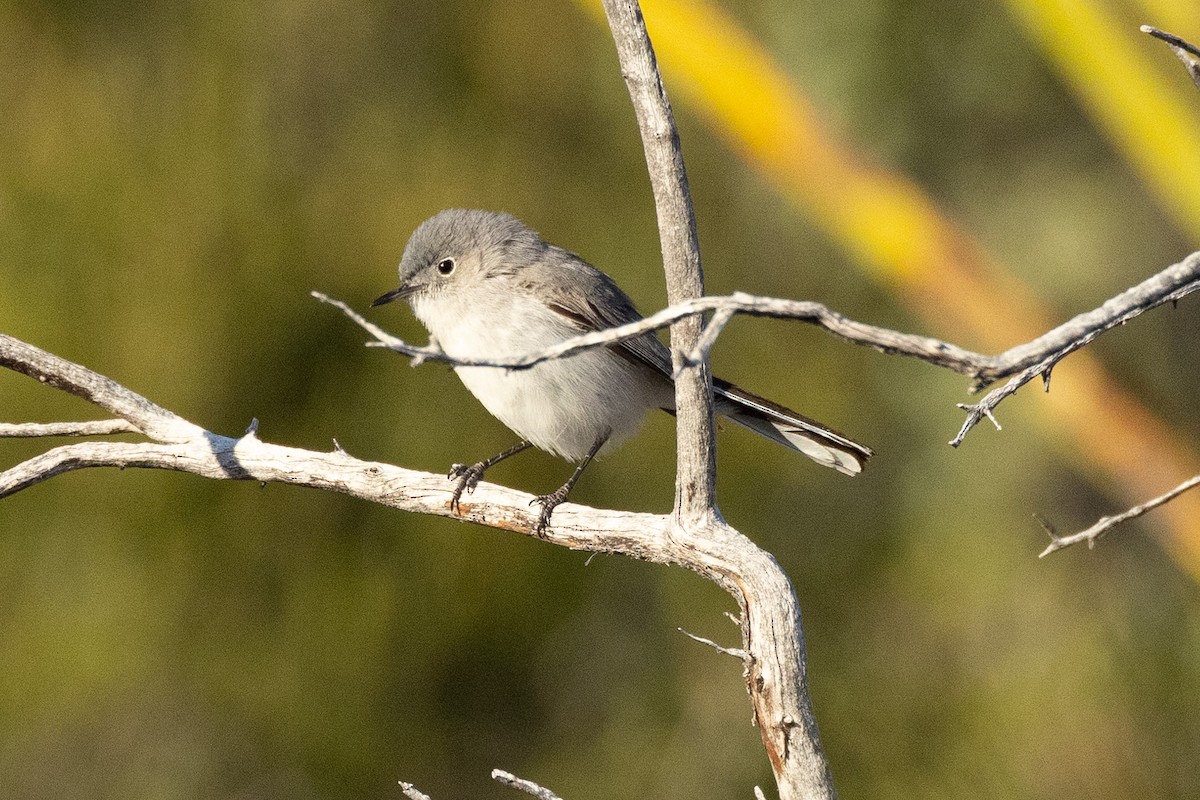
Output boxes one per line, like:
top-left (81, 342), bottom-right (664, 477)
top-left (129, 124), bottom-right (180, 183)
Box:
top-left (576, 0), bottom-right (1200, 572)
top-left (1003, 0), bottom-right (1200, 237)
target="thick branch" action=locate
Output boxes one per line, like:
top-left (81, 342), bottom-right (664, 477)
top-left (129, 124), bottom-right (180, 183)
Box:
top-left (600, 0), bottom-right (717, 521)
top-left (0, 435), bottom-right (830, 800)
top-left (0, 332), bottom-right (821, 598)
top-left (0, 430), bottom-right (663, 550)
top-left (600, 5), bottom-right (834, 798)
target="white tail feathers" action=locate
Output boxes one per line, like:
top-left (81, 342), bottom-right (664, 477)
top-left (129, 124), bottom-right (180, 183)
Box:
top-left (713, 380), bottom-right (871, 476)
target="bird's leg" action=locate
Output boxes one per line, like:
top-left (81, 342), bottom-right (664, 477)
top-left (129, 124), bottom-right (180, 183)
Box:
top-left (531, 431), bottom-right (609, 537)
top-left (448, 440), bottom-right (533, 513)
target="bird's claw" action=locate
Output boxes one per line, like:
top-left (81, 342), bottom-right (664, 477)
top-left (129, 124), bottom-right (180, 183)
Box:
top-left (529, 487), bottom-right (570, 537)
top-left (448, 462), bottom-right (485, 513)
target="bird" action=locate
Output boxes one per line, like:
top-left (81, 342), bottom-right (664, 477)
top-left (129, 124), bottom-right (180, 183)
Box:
top-left (373, 209), bottom-right (870, 533)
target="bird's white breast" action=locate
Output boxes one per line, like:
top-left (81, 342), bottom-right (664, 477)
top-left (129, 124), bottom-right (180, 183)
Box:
top-left (412, 286), bottom-right (667, 460)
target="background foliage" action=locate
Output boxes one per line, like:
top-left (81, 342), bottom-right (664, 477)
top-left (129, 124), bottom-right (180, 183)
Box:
top-left (2, 1), bottom-right (1199, 798)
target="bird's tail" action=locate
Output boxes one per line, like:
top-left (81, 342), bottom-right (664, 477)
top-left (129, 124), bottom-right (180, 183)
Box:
top-left (713, 379), bottom-right (871, 476)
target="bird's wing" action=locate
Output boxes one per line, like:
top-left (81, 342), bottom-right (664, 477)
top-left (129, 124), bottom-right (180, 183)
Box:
top-left (531, 248), bottom-right (872, 474)
top-left (537, 249), bottom-right (674, 378)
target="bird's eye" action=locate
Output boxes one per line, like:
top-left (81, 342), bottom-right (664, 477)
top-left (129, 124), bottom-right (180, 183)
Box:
top-left (436, 258), bottom-right (456, 275)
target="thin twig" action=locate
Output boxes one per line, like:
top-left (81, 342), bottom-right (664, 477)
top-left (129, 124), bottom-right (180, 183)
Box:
top-left (949, 259), bottom-right (1199, 444)
top-left (492, 770), bottom-right (565, 800)
top-left (311, 291), bottom-right (449, 366)
top-left (1143, 26), bottom-right (1200, 91)
top-left (678, 626), bottom-right (750, 659)
top-left (1039, 474), bottom-right (1200, 556)
top-left (321, 250), bottom-right (1200, 446)
top-left (0, 419), bottom-right (140, 438)
top-left (398, 782), bottom-right (434, 800)
top-left (320, 288), bottom-right (985, 374)
top-left (678, 306), bottom-right (736, 377)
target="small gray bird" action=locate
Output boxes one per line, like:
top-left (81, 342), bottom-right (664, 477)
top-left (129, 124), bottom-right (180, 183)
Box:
top-left (373, 209), bottom-right (870, 533)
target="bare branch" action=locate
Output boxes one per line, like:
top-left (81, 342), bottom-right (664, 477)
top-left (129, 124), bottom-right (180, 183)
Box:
top-left (950, 251), bottom-right (1200, 443)
top-left (0, 334), bottom-right (202, 443)
top-left (678, 626), bottom-right (750, 660)
top-left (320, 288), bottom-right (977, 374)
top-left (678, 306), bottom-right (737, 378)
top-left (0, 334), bottom-right (824, 603)
top-left (0, 419), bottom-right (139, 438)
top-left (1, 337), bottom-right (835, 799)
top-left (492, 770), bottom-right (565, 800)
top-left (0, 431), bottom-right (669, 548)
top-left (398, 782), bottom-right (433, 800)
top-left (0, 333), bottom-right (650, 540)
top-left (599, 0), bottom-right (717, 521)
top-left (598, 5), bottom-right (834, 798)
top-left (312, 292), bottom-right (450, 366)
top-left (1039, 475), bottom-right (1200, 556)
top-left (1143, 26), bottom-right (1200, 92)
top-left (303, 15), bottom-right (1200, 798)
top-left (322, 251), bottom-right (1200, 448)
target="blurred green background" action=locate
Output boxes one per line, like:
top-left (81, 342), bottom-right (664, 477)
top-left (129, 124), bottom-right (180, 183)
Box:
top-left (2, 1), bottom-right (1200, 798)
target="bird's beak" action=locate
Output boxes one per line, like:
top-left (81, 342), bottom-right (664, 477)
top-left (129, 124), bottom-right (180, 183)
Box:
top-left (371, 284), bottom-right (416, 307)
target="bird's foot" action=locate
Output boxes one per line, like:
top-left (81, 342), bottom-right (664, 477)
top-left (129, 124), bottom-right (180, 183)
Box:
top-left (529, 485), bottom-right (571, 537)
top-left (448, 462), bottom-right (486, 513)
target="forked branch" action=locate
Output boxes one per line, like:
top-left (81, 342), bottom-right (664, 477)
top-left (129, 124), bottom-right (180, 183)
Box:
top-left (0, 330), bottom-right (827, 799)
top-left (1038, 474), bottom-right (1200, 556)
